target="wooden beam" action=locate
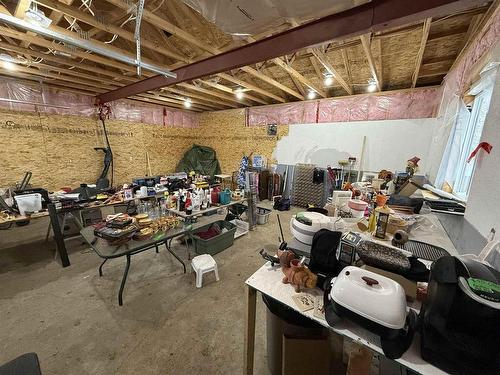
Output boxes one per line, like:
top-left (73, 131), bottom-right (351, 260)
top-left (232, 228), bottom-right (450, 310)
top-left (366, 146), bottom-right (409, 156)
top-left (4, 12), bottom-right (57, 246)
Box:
top-left (48, 0), bottom-right (75, 26)
top-left (97, 0), bottom-right (488, 102)
top-left (201, 78), bottom-right (269, 105)
top-left (14, 0), bottom-right (31, 18)
top-left (463, 13), bottom-right (483, 45)
top-left (288, 74), bottom-right (307, 96)
top-left (0, 42), bottom-right (137, 83)
top-left (104, 0), bottom-right (218, 55)
top-left (0, 25), bottom-right (147, 76)
top-left (272, 58), bottom-right (327, 98)
top-left (0, 71), bottom-right (101, 95)
top-left (31, 62), bottom-right (122, 86)
top-left (427, 25), bottom-right (469, 40)
top-left (360, 33), bottom-right (382, 91)
top-left (9, 64), bottom-right (116, 90)
top-left (0, 72), bottom-right (95, 97)
top-left (164, 87), bottom-right (236, 108)
top-left (0, 66), bottom-right (107, 92)
top-left (218, 72), bottom-right (283, 104)
top-left (418, 69), bottom-right (449, 78)
top-left (88, 12), bottom-right (127, 38)
top-left (340, 44), bottom-right (353, 92)
top-left (131, 94), bottom-right (202, 112)
top-left (240, 66), bottom-right (303, 100)
top-left (178, 83), bottom-right (245, 106)
top-left (309, 56), bottom-right (324, 82)
top-left (422, 54), bottom-right (456, 65)
top-left (177, 84), bottom-right (241, 108)
top-left (35, 0), bottom-right (188, 62)
top-left (199, 79), bottom-right (233, 94)
top-left (412, 18), bottom-right (432, 87)
top-left (158, 91), bottom-right (225, 110)
top-left (138, 92), bottom-right (212, 111)
top-left (310, 49), bottom-right (353, 95)
top-left (198, 79), bottom-right (254, 106)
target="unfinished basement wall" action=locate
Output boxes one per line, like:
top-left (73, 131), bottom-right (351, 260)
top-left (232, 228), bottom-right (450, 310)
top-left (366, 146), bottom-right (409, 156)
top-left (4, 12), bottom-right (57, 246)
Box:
top-left (0, 109), bottom-right (194, 191)
top-left (195, 109), bottom-right (289, 173)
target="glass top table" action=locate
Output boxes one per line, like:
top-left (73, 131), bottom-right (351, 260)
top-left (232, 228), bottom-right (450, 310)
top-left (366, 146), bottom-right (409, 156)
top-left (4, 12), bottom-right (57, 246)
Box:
top-left (80, 214), bottom-right (226, 305)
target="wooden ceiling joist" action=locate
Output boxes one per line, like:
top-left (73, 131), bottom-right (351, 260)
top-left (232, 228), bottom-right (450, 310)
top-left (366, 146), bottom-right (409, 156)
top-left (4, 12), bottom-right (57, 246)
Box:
top-left (0, 41), bottom-right (136, 83)
top-left (138, 93), bottom-right (212, 111)
top-left (104, 0), bottom-right (218, 56)
top-left (412, 18), bottom-right (432, 88)
top-left (176, 84), bottom-right (241, 108)
top-left (163, 87), bottom-right (235, 109)
top-left (310, 49), bottom-right (353, 95)
top-left (201, 78), bottom-right (269, 105)
top-left (197, 79), bottom-right (255, 106)
top-left (178, 83), bottom-right (250, 107)
top-left (0, 25), bottom-right (141, 75)
top-left (360, 33), bottom-right (382, 91)
top-left (240, 66), bottom-right (304, 100)
top-left (34, 0), bottom-right (188, 62)
top-left (217, 73), bottom-right (283, 104)
top-left (272, 58), bottom-right (327, 98)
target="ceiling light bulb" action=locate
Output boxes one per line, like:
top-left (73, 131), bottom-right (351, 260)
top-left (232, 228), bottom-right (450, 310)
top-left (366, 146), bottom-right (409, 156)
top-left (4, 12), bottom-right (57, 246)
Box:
top-left (2, 61), bottom-right (16, 71)
top-left (307, 90), bottom-right (317, 100)
top-left (367, 78), bottom-right (377, 92)
top-left (324, 74), bottom-right (334, 86)
top-left (184, 99), bottom-right (192, 108)
top-left (235, 89), bottom-right (244, 100)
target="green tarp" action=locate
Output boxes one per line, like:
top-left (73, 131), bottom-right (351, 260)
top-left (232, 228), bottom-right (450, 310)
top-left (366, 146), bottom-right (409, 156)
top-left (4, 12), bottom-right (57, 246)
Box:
top-left (176, 144), bottom-right (222, 176)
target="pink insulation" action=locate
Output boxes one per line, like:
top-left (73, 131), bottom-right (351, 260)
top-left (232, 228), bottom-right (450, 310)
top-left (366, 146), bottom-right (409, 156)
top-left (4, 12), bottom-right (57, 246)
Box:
top-left (0, 79), bottom-right (199, 128)
top-left (443, 9), bottom-right (500, 96)
top-left (247, 88), bottom-right (440, 126)
top-left (247, 101), bottom-right (318, 125)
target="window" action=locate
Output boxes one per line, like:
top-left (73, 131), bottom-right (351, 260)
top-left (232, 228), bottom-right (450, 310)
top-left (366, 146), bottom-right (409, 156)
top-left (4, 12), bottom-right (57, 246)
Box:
top-left (436, 77), bottom-right (493, 200)
top-left (452, 92), bottom-right (491, 199)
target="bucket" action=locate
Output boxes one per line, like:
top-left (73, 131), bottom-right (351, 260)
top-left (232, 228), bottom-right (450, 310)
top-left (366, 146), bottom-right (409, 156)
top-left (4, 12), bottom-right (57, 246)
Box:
top-left (14, 193), bottom-right (42, 215)
top-left (256, 207), bottom-right (271, 225)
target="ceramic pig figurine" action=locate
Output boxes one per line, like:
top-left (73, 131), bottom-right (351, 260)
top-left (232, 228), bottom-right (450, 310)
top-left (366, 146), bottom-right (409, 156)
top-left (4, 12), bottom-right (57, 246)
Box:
top-left (278, 250), bottom-right (318, 292)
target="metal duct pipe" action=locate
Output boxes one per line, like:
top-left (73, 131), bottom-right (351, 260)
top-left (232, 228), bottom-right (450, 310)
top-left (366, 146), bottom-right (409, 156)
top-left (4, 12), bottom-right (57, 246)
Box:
top-left (0, 12), bottom-right (176, 79)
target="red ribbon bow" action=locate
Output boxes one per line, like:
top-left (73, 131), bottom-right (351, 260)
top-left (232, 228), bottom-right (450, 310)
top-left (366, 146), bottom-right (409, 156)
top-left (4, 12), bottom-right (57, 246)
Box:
top-left (467, 142), bottom-right (493, 163)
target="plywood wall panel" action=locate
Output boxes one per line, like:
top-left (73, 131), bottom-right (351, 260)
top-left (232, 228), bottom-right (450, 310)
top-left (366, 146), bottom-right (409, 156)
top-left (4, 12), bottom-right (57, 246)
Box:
top-left (196, 109), bottom-right (288, 173)
top-left (1, 109), bottom-right (194, 190)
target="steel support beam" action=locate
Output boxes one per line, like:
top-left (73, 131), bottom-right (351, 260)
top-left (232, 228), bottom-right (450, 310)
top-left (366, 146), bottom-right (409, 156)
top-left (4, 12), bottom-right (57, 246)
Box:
top-left (96, 0), bottom-right (484, 103)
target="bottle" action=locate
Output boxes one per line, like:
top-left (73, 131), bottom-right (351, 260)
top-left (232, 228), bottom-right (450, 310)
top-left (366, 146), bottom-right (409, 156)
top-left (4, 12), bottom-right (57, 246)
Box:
top-left (185, 192), bottom-right (192, 215)
top-left (374, 205), bottom-right (390, 239)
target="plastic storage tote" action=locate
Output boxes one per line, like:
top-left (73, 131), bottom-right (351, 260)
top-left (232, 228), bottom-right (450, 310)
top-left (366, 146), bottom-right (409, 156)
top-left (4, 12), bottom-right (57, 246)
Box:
top-left (190, 220), bottom-right (237, 255)
top-left (256, 207), bottom-right (271, 225)
top-left (14, 193), bottom-right (42, 216)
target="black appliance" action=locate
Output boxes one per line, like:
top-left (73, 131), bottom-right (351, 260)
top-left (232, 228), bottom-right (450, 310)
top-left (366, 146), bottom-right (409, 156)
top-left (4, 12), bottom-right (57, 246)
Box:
top-left (420, 256), bottom-right (500, 375)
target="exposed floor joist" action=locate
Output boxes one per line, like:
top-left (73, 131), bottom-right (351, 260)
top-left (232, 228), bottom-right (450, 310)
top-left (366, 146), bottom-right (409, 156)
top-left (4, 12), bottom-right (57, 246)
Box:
top-left (412, 18), bottom-right (432, 87)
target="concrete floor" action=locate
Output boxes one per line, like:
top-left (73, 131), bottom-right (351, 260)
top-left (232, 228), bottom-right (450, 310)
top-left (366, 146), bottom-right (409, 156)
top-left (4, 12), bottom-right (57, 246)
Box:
top-left (0, 205), bottom-right (300, 375)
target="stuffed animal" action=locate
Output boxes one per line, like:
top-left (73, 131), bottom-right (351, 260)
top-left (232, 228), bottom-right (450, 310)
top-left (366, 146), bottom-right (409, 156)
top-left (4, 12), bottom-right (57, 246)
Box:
top-left (277, 250), bottom-right (318, 292)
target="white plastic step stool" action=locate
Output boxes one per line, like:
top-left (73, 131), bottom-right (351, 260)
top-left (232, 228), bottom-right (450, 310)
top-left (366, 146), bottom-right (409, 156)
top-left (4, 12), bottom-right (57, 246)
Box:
top-left (191, 254), bottom-right (220, 288)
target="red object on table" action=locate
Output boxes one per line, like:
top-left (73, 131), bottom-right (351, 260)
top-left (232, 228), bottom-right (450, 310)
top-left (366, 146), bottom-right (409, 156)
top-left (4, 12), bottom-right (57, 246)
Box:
top-left (467, 142), bottom-right (492, 163)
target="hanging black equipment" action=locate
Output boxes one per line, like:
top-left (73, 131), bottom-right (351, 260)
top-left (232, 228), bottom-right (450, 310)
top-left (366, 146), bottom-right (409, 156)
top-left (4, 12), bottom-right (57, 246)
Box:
top-left (95, 104), bottom-right (113, 190)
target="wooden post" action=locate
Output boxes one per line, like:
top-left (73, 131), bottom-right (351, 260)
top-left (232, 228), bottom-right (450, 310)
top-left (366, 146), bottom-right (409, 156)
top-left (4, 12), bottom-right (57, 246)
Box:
top-left (243, 286), bottom-right (257, 375)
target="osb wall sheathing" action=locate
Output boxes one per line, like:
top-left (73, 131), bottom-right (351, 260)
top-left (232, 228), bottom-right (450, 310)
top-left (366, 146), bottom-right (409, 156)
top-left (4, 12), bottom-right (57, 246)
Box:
top-left (0, 109), bottom-right (193, 190)
top-left (196, 109), bottom-right (288, 173)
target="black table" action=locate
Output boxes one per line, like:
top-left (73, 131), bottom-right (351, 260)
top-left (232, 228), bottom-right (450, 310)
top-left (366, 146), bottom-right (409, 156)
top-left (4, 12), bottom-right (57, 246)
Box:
top-left (80, 215), bottom-right (223, 305)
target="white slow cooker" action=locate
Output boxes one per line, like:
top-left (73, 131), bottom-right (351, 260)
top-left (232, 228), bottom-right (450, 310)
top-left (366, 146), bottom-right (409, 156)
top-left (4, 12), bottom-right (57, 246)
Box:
top-left (290, 211), bottom-right (336, 245)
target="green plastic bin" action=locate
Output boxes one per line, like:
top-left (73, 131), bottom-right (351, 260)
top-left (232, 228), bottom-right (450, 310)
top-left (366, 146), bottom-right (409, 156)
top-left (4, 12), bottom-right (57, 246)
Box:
top-left (190, 220), bottom-right (237, 255)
